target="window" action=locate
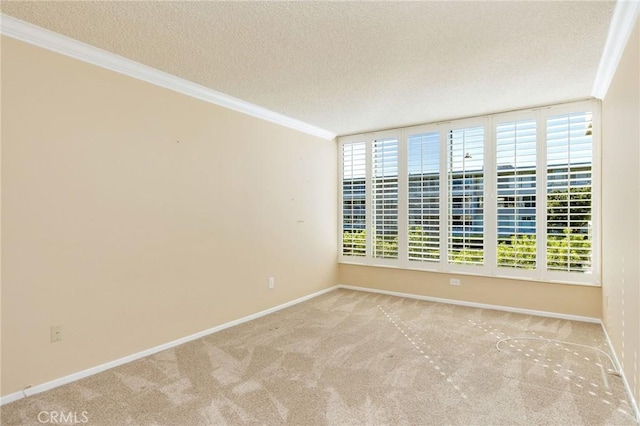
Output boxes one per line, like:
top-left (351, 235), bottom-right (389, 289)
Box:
top-left (496, 119), bottom-right (537, 270)
top-left (339, 100), bottom-right (599, 286)
top-left (408, 132), bottom-right (440, 262)
top-left (372, 138), bottom-right (399, 259)
top-left (341, 142), bottom-right (366, 256)
top-left (448, 126), bottom-right (484, 266)
top-left (546, 112), bottom-right (593, 274)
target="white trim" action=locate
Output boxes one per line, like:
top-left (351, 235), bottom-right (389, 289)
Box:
top-left (397, 129), bottom-right (409, 266)
top-left (0, 286), bottom-right (338, 406)
top-left (401, 124), bottom-right (444, 268)
top-left (591, 0), bottom-right (640, 99)
top-left (0, 14), bottom-right (336, 141)
top-left (338, 135), bottom-right (369, 263)
top-left (337, 284), bottom-right (601, 323)
top-left (601, 322), bottom-right (640, 423)
top-left (3, 283), bottom-right (630, 420)
top-left (371, 130), bottom-right (402, 263)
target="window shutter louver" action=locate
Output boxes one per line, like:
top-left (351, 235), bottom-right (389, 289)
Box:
top-left (496, 119), bottom-right (537, 269)
top-left (342, 142), bottom-right (367, 256)
top-left (338, 101), bottom-right (598, 285)
top-left (447, 127), bottom-right (484, 266)
top-left (408, 132), bottom-right (440, 262)
top-left (372, 138), bottom-right (399, 259)
top-left (546, 112), bottom-right (593, 273)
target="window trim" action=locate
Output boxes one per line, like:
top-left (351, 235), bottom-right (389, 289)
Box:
top-left (338, 100), bottom-right (600, 287)
top-left (445, 118), bottom-right (489, 275)
top-left (405, 125), bottom-right (443, 266)
top-left (492, 109), bottom-right (541, 281)
top-left (371, 132), bottom-right (401, 264)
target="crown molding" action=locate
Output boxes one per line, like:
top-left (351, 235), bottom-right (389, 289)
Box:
top-left (0, 14), bottom-right (336, 140)
top-left (592, 0), bottom-right (640, 99)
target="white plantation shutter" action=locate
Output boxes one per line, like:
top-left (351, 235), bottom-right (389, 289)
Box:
top-left (496, 119), bottom-right (537, 269)
top-left (342, 142), bottom-right (367, 256)
top-left (408, 132), bottom-right (440, 262)
top-left (338, 100), bottom-right (598, 285)
top-left (447, 126), bottom-right (484, 266)
top-left (546, 112), bottom-right (593, 273)
top-left (372, 138), bottom-right (399, 259)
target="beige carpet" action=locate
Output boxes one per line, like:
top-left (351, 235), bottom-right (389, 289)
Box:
top-left (1, 288), bottom-right (637, 425)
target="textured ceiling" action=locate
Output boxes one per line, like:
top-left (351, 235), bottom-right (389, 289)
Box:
top-left (1, 1), bottom-right (615, 136)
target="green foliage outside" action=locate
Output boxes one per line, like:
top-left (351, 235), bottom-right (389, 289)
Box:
top-left (342, 229), bottom-right (591, 271)
top-left (547, 186), bottom-right (591, 233)
top-left (545, 186), bottom-right (592, 271)
top-left (496, 234), bottom-right (536, 269)
top-left (408, 227), bottom-right (439, 261)
top-left (546, 229), bottom-right (591, 271)
top-left (448, 247), bottom-right (484, 265)
top-left (375, 237), bottom-right (398, 258)
top-left (342, 230), bottom-right (366, 256)
top-left (343, 185), bottom-right (592, 271)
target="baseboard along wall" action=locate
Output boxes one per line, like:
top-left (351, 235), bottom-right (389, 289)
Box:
top-left (0, 286), bottom-right (338, 406)
top-left (2, 283), bottom-right (637, 422)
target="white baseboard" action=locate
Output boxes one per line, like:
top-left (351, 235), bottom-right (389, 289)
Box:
top-left (336, 284), bottom-right (601, 323)
top-left (0, 286), bottom-right (338, 406)
top-left (337, 284), bottom-right (639, 422)
top-left (601, 323), bottom-right (640, 423)
top-left (4, 284), bottom-right (629, 416)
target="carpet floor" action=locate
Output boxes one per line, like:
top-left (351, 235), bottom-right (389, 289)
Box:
top-left (1, 288), bottom-right (638, 425)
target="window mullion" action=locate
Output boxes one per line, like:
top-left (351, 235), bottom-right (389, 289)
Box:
top-left (485, 118), bottom-right (497, 275)
top-left (439, 129), bottom-right (449, 267)
top-left (365, 137), bottom-right (373, 262)
top-left (536, 110), bottom-right (548, 279)
top-left (338, 142), bottom-right (345, 261)
top-left (397, 130), bottom-right (409, 266)
top-left (591, 102), bottom-right (601, 282)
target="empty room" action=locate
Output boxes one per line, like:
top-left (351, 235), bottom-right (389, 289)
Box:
top-left (1, 1), bottom-right (639, 425)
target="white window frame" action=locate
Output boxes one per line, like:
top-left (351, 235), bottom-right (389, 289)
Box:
top-left (338, 130), bottom-right (402, 268)
top-left (338, 100), bottom-right (600, 286)
top-left (540, 102), bottom-right (600, 285)
top-left (370, 130), bottom-right (401, 267)
top-left (443, 117), bottom-right (490, 276)
top-left (403, 123), bottom-right (444, 272)
top-left (492, 110), bottom-right (540, 281)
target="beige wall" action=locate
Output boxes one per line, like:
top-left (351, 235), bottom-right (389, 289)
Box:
top-left (601, 18), bottom-right (640, 407)
top-left (0, 37), bottom-right (337, 396)
top-left (339, 265), bottom-right (601, 318)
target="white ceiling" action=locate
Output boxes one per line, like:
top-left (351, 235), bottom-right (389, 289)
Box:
top-left (1, 1), bottom-right (615, 137)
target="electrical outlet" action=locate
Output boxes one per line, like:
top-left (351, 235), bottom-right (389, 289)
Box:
top-left (268, 277), bottom-right (275, 289)
top-left (450, 278), bottom-right (461, 286)
top-left (51, 325), bottom-right (63, 342)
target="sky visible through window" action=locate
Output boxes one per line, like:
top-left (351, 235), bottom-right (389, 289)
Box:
top-left (408, 132), bottom-right (439, 175)
top-left (547, 113), bottom-right (593, 167)
top-left (346, 113), bottom-right (592, 179)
